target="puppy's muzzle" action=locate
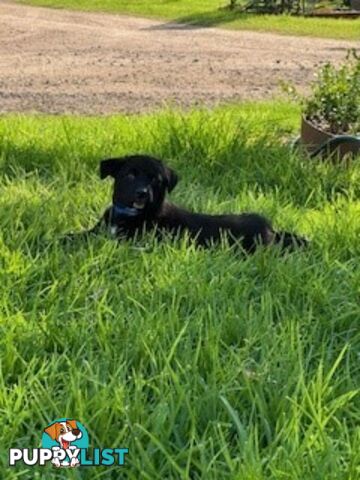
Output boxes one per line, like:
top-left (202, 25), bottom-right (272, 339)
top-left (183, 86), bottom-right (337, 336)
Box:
top-left (134, 186), bottom-right (153, 206)
top-left (135, 187), bottom-right (149, 201)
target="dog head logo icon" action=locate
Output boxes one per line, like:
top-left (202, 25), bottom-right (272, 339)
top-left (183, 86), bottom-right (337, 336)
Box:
top-left (44, 419), bottom-right (82, 449)
top-left (42, 418), bottom-right (89, 468)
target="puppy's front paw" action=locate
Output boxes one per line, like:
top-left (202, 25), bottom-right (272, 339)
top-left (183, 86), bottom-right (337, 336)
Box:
top-left (70, 458), bottom-right (80, 468)
top-left (52, 458), bottom-right (61, 468)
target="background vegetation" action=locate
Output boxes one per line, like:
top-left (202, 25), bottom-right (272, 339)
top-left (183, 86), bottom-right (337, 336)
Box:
top-left (0, 102), bottom-right (359, 478)
top-left (18, 0), bottom-right (360, 39)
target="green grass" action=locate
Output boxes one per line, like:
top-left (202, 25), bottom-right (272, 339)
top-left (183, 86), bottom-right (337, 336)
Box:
top-left (0, 101), bottom-right (359, 479)
top-left (18, 0), bottom-right (360, 40)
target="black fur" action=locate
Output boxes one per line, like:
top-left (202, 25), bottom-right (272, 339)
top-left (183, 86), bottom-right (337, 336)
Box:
top-left (89, 154), bottom-right (308, 253)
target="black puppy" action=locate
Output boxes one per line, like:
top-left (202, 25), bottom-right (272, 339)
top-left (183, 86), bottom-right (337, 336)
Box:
top-left (89, 154), bottom-right (307, 253)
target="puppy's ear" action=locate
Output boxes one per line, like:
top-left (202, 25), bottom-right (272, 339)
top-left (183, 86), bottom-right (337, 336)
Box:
top-left (164, 166), bottom-right (178, 193)
top-left (44, 423), bottom-right (59, 441)
top-left (100, 158), bottom-right (126, 179)
top-left (67, 419), bottom-right (78, 430)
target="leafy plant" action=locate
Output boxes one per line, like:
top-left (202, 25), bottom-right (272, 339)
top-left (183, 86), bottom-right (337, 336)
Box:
top-left (230, 0), bottom-right (303, 14)
top-left (304, 50), bottom-right (360, 135)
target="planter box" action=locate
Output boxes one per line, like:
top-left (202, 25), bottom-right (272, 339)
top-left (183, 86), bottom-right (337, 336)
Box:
top-left (300, 116), bottom-right (360, 160)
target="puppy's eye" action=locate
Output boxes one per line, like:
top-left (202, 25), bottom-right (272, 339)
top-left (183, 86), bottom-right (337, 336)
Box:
top-left (152, 174), bottom-right (162, 184)
top-left (127, 169), bottom-right (138, 179)
top-left (60, 428), bottom-right (65, 434)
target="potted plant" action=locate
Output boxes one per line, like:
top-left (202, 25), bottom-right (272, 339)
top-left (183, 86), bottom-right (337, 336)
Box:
top-left (300, 50), bottom-right (360, 159)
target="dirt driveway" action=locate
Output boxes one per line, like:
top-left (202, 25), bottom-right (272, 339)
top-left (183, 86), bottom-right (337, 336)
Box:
top-left (0, 2), bottom-right (358, 114)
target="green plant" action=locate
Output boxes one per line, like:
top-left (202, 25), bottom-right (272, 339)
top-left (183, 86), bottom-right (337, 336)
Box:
top-left (242, 0), bottom-right (302, 14)
top-left (304, 50), bottom-right (360, 135)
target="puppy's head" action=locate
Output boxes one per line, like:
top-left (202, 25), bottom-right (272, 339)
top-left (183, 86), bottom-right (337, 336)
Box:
top-left (100, 155), bottom-right (178, 214)
top-left (44, 420), bottom-right (82, 446)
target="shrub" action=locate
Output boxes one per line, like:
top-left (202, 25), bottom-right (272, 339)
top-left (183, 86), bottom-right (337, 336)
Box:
top-left (304, 51), bottom-right (360, 135)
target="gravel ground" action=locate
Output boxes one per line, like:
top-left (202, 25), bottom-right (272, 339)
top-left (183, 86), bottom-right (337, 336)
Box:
top-left (0, 1), bottom-right (358, 114)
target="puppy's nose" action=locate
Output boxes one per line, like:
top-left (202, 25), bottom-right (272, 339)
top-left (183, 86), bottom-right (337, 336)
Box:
top-left (135, 188), bottom-right (149, 200)
top-left (72, 429), bottom-right (81, 436)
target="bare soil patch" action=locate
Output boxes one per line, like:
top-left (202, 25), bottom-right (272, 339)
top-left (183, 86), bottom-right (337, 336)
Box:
top-left (0, 2), bottom-right (358, 114)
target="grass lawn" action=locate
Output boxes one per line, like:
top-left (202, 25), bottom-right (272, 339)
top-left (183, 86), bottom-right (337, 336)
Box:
top-left (18, 0), bottom-right (360, 40)
top-left (0, 102), bottom-right (359, 478)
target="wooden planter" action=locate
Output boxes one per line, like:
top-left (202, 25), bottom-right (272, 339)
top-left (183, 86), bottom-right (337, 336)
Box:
top-left (300, 116), bottom-right (360, 160)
